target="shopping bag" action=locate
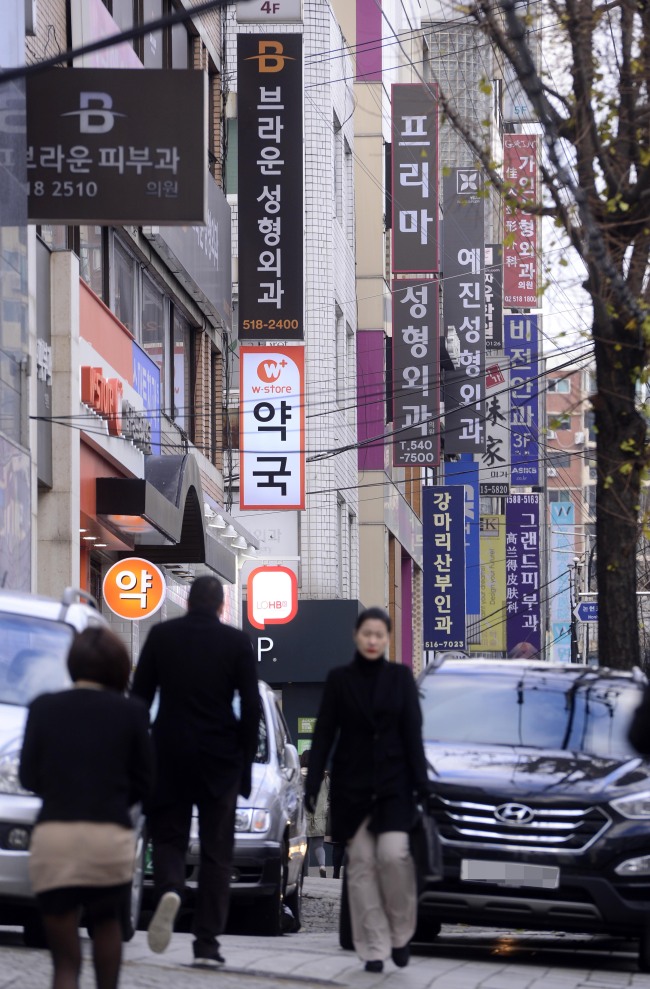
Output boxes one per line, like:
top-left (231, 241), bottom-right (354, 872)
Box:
top-left (410, 804), bottom-right (443, 888)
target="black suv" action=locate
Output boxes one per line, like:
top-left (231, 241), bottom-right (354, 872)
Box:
top-left (416, 659), bottom-right (650, 969)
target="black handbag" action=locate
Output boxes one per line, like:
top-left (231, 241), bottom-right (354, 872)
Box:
top-left (410, 803), bottom-right (443, 889)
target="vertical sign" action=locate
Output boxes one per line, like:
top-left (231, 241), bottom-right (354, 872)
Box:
top-left (238, 34), bottom-right (303, 341)
top-left (392, 279), bottom-right (440, 466)
top-left (445, 456), bottom-right (480, 616)
top-left (549, 501), bottom-right (573, 664)
top-left (478, 515), bottom-right (506, 652)
top-left (240, 346), bottom-right (305, 510)
top-left (479, 362), bottom-right (510, 495)
top-left (503, 134), bottom-right (538, 308)
top-left (485, 244), bottom-right (503, 352)
top-left (442, 168), bottom-right (485, 453)
top-left (504, 314), bottom-right (539, 486)
top-left (422, 486), bottom-right (466, 657)
top-left (505, 494), bottom-right (541, 656)
top-left (390, 84), bottom-right (439, 273)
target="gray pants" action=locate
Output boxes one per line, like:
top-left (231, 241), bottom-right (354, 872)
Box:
top-left (346, 817), bottom-right (417, 962)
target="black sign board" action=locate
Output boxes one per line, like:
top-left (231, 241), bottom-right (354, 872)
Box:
top-left (237, 34), bottom-right (304, 341)
top-left (26, 69), bottom-right (206, 224)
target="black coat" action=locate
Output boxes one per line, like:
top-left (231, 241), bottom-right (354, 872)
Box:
top-left (131, 610), bottom-right (260, 804)
top-left (629, 684), bottom-right (650, 755)
top-left (19, 687), bottom-right (154, 828)
top-left (305, 656), bottom-right (429, 842)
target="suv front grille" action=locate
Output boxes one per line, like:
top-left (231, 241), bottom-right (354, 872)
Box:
top-left (432, 795), bottom-right (610, 853)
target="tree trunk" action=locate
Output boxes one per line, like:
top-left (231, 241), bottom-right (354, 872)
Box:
top-left (592, 298), bottom-right (645, 670)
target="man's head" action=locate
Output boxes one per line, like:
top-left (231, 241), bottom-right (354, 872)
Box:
top-left (188, 575), bottom-right (225, 616)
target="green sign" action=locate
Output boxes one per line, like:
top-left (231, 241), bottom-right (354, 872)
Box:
top-left (298, 717), bottom-right (317, 734)
top-left (297, 739), bottom-right (312, 755)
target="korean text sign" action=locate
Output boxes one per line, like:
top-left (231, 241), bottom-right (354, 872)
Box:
top-left (442, 169), bottom-right (486, 453)
top-left (103, 558), bottom-right (166, 621)
top-left (422, 486), bottom-right (466, 654)
top-left (240, 346), bottom-right (305, 510)
top-left (26, 69), bottom-right (206, 224)
top-left (390, 84), bottom-right (439, 273)
top-left (503, 135), bottom-right (538, 307)
top-left (485, 244), bottom-right (503, 352)
top-left (480, 362), bottom-right (510, 495)
top-left (505, 494), bottom-right (541, 655)
top-left (392, 279), bottom-right (440, 466)
top-left (237, 34), bottom-right (304, 341)
top-left (549, 501), bottom-right (574, 664)
top-left (504, 314), bottom-right (539, 486)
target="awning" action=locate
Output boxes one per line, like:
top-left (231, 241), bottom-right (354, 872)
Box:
top-left (96, 453), bottom-right (239, 583)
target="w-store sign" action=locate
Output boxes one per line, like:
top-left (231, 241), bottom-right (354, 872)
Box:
top-left (240, 347), bottom-right (305, 510)
top-left (503, 135), bottom-right (539, 308)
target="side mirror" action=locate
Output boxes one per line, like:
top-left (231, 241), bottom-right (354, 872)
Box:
top-left (283, 742), bottom-right (300, 781)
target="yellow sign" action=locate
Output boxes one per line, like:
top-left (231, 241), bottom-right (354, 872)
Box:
top-left (477, 515), bottom-right (506, 652)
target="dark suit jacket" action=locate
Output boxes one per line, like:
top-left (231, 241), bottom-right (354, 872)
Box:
top-left (131, 610), bottom-right (259, 803)
top-left (305, 657), bottom-right (429, 842)
top-left (629, 685), bottom-right (650, 755)
top-left (19, 687), bottom-right (154, 828)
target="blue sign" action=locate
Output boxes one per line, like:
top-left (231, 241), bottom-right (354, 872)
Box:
top-left (445, 456), bottom-right (480, 615)
top-left (575, 601), bottom-right (598, 622)
top-left (132, 342), bottom-right (161, 455)
top-left (505, 494), bottom-right (541, 655)
top-left (504, 315), bottom-right (539, 486)
top-left (423, 486), bottom-right (466, 652)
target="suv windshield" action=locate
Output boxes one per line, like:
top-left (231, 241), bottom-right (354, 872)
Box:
top-left (420, 671), bottom-right (642, 760)
top-left (0, 614), bottom-right (74, 707)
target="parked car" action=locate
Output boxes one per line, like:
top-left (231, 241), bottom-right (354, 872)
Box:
top-left (412, 659), bottom-right (650, 969)
top-left (0, 588), bottom-right (149, 946)
top-left (143, 679), bottom-right (307, 937)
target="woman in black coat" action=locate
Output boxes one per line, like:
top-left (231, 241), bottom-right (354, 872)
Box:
top-left (20, 627), bottom-right (154, 989)
top-left (305, 607), bottom-right (430, 973)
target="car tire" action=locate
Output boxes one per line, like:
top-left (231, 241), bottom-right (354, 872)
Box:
top-left (249, 851), bottom-right (286, 936)
top-left (122, 821), bottom-right (147, 941)
top-left (23, 914), bottom-right (48, 949)
top-left (284, 871), bottom-right (303, 932)
top-left (639, 924), bottom-right (650, 972)
top-left (339, 871), bottom-right (353, 950)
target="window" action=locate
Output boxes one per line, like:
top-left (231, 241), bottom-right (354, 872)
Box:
top-left (142, 274), bottom-right (167, 410)
top-left (549, 490), bottom-right (571, 502)
top-left (335, 305), bottom-right (344, 406)
top-left (103, 0), bottom-right (191, 68)
top-left (172, 309), bottom-right (192, 433)
top-left (113, 239), bottom-right (137, 334)
top-left (547, 413), bottom-right (571, 431)
top-left (344, 138), bottom-right (354, 244)
top-left (333, 113), bottom-right (342, 222)
top-left (548, 378), bottom-right (570, 393)
top-left (547, 452), bottom-right (572, 469)
top-left (78, 226), bottom-right (104, 299)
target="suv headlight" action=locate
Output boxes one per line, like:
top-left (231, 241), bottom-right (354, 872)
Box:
top-left (0, 751), bottom-right (32, 796)
top-left (611, 791), bottom-right (650, 819)
top-left (235, 808), bottom-right (271, 833)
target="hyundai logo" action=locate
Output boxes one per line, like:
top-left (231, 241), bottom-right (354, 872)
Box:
top-left (494, 802), bottom-right (535, 825)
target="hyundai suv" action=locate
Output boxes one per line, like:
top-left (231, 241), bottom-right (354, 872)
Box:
top-left (415, 659), bottom-right (650, 969)
top-left (0, 588), bottom-right (148, 945)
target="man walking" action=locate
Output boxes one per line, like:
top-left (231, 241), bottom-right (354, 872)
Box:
top-left (131, 575), bottom-right (259, 967)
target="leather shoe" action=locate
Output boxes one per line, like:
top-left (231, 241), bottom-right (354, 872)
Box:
top-left (391, 944), bottom-right (410, 967)
top-left (364, 960), bottom-right (384, 972)
top-left (193, 939), bottom-right (225, 966)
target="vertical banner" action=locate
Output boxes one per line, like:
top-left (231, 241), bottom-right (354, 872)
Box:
top-left (390, 83), bottom-right (439, 273)
top-left (445, 456), bottom-right (480, 616)
top-left (549, 501), bottom-right (574, 663)
top-left (240, 346), bottom-right (305, 510)
top-left (503, 134), bottom-right (539, 308)
top-left (478, 515), bottom-right (506, 652)
top-left (422, 486), bottom-right (466, 657)
top-left (505, 494), bottom-right (541, 655)
top-left (237, 34), bottom-right (303, 341)
top-left (485, 244), bottom-right (503, 352)
top-left (442, 168), bottom-right (485, 453)
top-left (479, 362), bottom-right (510, 495)
top-left (391, 279), bottom-right (440, 466)
top-left (504, 314), bottom-right (539, 486)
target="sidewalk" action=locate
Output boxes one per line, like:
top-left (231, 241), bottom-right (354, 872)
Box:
top-left (3, 879), bottom-right (650, 989)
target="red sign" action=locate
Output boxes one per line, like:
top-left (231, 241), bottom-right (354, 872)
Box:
top-left (247, 566), bottom-right (298, 629)
top-left (81, 366), bottom-right (123, 436)
top-left (503, 135), bottom-right (538, 308)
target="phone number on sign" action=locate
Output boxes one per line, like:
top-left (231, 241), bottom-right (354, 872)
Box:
top-left (29, 180), bottom-right (98, 198)
top-left (241, 319), bottom-right (300, 331)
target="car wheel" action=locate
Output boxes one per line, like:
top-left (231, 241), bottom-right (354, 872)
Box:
top-left (23, 914), bottom-right (48, 949)
top-left (284, 871), bottom-right (303, 932)
top-left (639, 924), bottom-right (650, 972)
top-left (339, 870), bottom-right (353, 950)
top-left (248, 849), bottom-right (286, 936)
top-left (122, 821), bottom-right (147, 941)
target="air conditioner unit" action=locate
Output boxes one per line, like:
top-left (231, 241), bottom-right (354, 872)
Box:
top-left (547, 467), bottom-right (558, 477)
top-left (575, 431), bottom-right (585, 444)
top-left (547, 430), bottom-right (556, 440)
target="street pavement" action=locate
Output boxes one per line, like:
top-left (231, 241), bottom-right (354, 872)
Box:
top-left (3, 877), bottom-right (650, 988)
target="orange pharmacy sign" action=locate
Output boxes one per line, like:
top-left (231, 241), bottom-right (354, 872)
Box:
top-left (103, 558), bottom-right (166, 620)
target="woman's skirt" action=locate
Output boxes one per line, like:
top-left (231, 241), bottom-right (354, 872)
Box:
top-left (29, 821), bottom-right (136, 894)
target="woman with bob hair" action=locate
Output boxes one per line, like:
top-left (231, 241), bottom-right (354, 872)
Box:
top-left (20, 626), bottom-right (154, 989)
top-left (304, 607), bottom-right (430, 973)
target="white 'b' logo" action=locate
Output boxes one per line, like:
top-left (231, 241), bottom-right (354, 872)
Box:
top-left (62, 92), bottom-right (125, 134)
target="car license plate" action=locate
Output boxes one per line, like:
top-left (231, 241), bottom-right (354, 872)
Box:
top-left (461, 859), bottom-right (560, 889)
